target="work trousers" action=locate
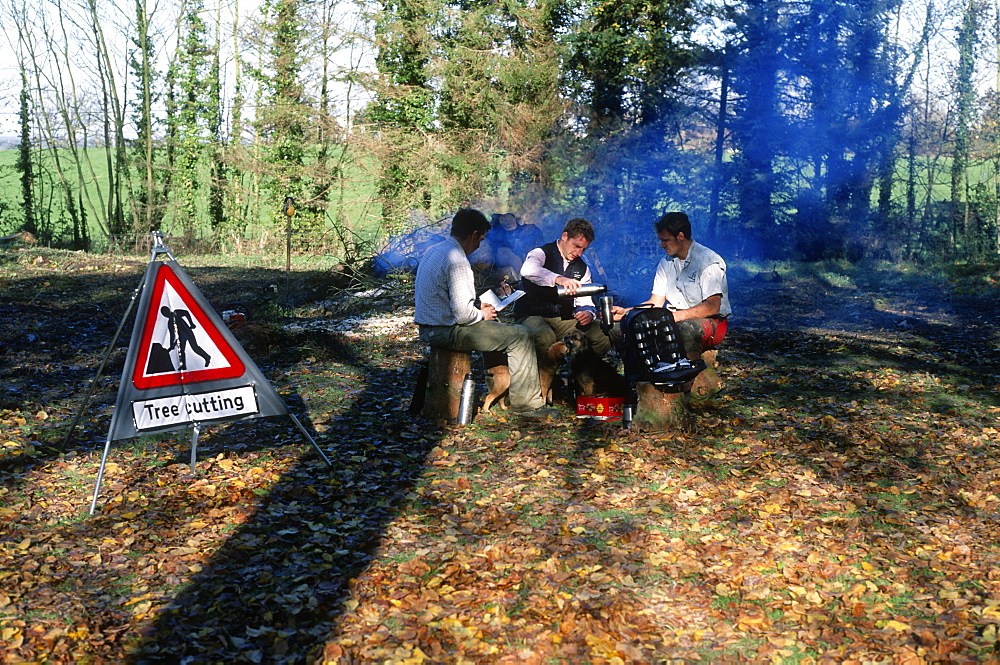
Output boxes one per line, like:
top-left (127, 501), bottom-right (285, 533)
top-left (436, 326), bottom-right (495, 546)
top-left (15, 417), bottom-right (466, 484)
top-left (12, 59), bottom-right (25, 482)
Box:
top-left (517, 316), bottom-right (613, 361)
top-left (418, 320), bottom-right (544, 411)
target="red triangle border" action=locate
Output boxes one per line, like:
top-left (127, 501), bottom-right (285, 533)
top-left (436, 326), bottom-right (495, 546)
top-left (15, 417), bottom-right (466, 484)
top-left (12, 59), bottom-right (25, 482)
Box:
top-left (131, 264), bottom-right (246, 390)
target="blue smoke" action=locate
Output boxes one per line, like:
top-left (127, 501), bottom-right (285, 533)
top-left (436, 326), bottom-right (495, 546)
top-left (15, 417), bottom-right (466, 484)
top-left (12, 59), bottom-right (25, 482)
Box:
top-left (375, 124), bottom-right (743, 306)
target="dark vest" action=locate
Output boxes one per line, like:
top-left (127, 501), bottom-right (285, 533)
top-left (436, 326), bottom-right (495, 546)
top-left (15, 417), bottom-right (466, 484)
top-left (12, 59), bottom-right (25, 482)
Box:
top-left (515, 242), bottom-right (588, 319)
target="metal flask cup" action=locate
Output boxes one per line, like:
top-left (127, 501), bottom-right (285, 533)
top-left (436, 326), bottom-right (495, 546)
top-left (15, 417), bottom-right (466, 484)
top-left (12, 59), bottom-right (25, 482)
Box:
top-left (622, 404), bottom-right (635, 428)
top-left (598, 295), bottom-right (614, 327)
top-left (556, 283), bottom-right (607, 298)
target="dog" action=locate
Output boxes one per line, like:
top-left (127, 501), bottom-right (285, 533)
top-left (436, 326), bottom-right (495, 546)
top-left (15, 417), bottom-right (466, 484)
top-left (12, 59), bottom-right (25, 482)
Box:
top-left (570, 348), bottom-right (629, 397)
top-left (539, 331), bottom-right (588, 404)
top-left (481, 335), bottom-right (582, 411)
top-left (481, 331), bottom-right (627, 411)
top-left (482, 351), bottom-right (510, 411)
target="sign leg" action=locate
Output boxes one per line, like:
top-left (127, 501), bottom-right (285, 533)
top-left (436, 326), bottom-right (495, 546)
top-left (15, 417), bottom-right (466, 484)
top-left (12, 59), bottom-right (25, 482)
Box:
top-left (63, 272), bottom-right (146, 450)
top-left (190, 424), bottom-right (201, 474)
top-left (287, 413), bottom-right (332, 467)
top-left (89, 435), bottom-right (114, 515)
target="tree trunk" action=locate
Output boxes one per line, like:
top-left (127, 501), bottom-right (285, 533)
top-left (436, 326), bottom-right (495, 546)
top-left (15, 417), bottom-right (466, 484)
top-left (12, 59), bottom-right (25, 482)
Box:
top-left (708, 49), bottom-right (729, 242)
top-left (633, 383), bottom-right (690, 432)
top-left (422, 348), bottom-right (472, 422)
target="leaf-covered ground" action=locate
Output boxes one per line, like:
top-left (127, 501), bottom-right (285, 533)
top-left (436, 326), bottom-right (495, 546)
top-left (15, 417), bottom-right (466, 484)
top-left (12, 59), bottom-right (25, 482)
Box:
top-left (2, 247), bottom-right (1000, 663)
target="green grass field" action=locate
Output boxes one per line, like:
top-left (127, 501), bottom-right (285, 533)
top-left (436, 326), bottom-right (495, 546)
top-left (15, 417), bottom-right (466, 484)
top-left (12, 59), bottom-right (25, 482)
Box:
top-left (0, 146), bottom-right (384, 256)
top-left (2, 144), bottom-right (997, 268)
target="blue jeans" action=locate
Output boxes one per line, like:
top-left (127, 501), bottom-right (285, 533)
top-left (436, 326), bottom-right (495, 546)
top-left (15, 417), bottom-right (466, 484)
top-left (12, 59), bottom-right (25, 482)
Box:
top-left (418, 321), bottom-right (544, 411)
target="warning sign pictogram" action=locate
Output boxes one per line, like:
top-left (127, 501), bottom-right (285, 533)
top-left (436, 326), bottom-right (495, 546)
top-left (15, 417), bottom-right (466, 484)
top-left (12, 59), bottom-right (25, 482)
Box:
top-left (131, 263), bottom-right (245, 389)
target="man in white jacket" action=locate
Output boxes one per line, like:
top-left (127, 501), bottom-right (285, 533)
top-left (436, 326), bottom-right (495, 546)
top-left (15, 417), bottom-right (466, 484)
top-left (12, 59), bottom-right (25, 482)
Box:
top-left (613, 211), bottom-right (731, 357)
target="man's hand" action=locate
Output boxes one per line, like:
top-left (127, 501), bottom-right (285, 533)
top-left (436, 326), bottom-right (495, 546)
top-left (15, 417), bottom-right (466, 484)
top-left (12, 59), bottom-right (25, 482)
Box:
top-left (574, 310), bottom-right (594, 326)
top-left (480, 303), bottom-right (498, 321)
top-left (496, 277), bottom-right (512, 298)
top-left (611, 305), bottom-right (629, 322)
top-left (554, 275), bottom-right (582, 294)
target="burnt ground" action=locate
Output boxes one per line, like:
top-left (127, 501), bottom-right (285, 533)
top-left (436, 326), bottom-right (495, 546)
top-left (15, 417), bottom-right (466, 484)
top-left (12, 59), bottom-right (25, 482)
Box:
top-left (729, 263), bottom-right (1000, 400)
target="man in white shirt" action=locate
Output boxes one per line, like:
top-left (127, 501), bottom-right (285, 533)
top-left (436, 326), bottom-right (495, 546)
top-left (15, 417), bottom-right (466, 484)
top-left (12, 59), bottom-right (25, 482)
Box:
top-left (415, 208), bottom-right (556, 420)
top-left (613, 211), bottom-right (730, 357)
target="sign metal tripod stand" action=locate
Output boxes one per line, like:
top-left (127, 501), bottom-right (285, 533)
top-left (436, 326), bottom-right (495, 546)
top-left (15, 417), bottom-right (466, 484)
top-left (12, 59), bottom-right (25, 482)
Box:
top-left (63, 233), bottom-right (331, 515)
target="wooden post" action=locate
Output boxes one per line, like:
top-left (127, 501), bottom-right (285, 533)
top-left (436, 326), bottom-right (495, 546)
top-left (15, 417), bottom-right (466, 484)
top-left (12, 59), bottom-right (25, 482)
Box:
top-left (422, 348), bottom-right (473, 421)
top-left (633, 382), bottom-right (690, 431)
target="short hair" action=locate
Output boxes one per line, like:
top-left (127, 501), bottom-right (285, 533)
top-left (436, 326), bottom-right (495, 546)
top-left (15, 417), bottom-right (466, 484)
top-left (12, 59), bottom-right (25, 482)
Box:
top-left (563, 218), bottom-right (595, 243)
top-left (655, 211), bottom-right (691, 239)
top-left (451, 208), bottom-right (491, 239)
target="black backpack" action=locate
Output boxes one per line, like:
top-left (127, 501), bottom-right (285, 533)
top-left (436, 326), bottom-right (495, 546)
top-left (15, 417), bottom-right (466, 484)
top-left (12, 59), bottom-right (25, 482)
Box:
top-left (619, 306), bottom-right (705, 386)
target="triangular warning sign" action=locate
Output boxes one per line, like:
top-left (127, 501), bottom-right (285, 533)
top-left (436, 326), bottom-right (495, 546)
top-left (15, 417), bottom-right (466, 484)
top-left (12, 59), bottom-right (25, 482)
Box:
top-left (132, 263), bottom-right (246, 389)
top-left (107, 259), bottom-right (289, 441)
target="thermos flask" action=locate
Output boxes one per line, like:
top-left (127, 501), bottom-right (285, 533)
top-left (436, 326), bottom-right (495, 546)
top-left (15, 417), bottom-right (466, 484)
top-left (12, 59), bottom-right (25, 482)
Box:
top-left (622, 404), bottom-right (635, 428)
top-left (598, 295), bottom-right (614, 327)
top-left (457, 373), bottom-right (475, 424)
top-left (556, 283), bottom-right (607, 297)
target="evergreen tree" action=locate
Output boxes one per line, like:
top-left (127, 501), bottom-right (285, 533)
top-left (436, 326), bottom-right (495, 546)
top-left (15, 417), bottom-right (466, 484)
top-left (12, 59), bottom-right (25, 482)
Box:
top-left (16, 67), bottom-right (37, 238)
top-left (723, 0), bottom-right (905, 258)
top-left (252, 0), bottom-right (321, 239)
top-left (167, 0), bottom-right (214, 240)
top-left (129, 0), bottom-right (169, 234)
top-left (435, 0), bottom-right (568, 204)
top-left (790, 0), bottom-right (904, 254)
top-left (369, 0), bottom-right (573, 229)
top-left (367, 0), bottom-right (435, 231)
top-left (951, 0), bottom-right (983, 254)
top-left (725, 0), bottom-right (785, 256)
top-left (561, 0), bottom-right (700, 227)
top-left (566, 0), bottom-right (696, 130)
top-left (207, 6), bottom-right (227, 238)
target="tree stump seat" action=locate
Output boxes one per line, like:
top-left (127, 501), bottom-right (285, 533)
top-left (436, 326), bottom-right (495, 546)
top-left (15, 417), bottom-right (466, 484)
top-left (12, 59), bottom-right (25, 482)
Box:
top-left (632, 350), bottom-right (721, 431)
top-left (633, 382), bottom-right (690, 431)
top-left (420, 347), bottom-right (472, 421)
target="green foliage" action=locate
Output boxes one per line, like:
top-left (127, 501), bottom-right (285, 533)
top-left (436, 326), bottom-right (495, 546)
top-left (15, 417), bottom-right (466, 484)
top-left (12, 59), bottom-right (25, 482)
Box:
top-left (565, 0), bottom-right (697, 127)
top-left (0, 162), bottom-right (16, 236)
top-left (370, 0), bottom-right (570, 231)
top-left (167, 0), bottom-right (217, 238)
top-left (16, 68), bottom-right (36, 238)
top-left (368, 0), bottom-right (436, 231)
top-left (5, 0), bottom-right (1000, 267)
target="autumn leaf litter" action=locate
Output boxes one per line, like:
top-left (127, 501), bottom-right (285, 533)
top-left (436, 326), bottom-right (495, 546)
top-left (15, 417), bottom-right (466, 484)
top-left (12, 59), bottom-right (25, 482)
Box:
top-left (1, 250), bottom-right (1000, 663)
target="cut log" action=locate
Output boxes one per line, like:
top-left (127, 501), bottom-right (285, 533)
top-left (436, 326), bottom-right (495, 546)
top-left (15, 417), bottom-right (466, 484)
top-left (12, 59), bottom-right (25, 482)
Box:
top-left (421, 348), bottom-right (472, 421)
top-left (633, 382), bottom-right (690, 431)
top-left (690, 350), bottom-right (722, 403)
